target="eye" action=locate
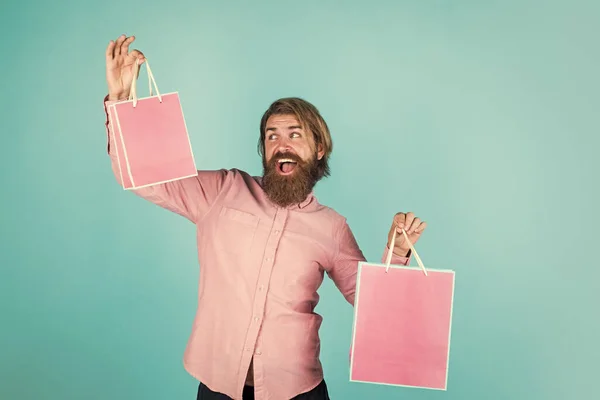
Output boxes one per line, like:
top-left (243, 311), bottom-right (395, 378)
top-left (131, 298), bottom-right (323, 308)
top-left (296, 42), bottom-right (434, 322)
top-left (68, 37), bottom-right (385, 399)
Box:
top-left (290, 132), bottom-right (301, 138)
top-left (267, 134), bottom-right (277, 140)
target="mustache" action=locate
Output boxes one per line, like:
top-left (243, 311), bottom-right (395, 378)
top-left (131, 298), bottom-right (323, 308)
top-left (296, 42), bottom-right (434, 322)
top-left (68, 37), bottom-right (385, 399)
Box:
top-left (268, 152), bottom-right (304, 164)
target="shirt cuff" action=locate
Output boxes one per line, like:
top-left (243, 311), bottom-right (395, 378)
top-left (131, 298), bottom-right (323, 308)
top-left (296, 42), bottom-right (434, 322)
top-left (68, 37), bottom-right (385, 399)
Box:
top-left (381, 245), bottom-right (411, 266)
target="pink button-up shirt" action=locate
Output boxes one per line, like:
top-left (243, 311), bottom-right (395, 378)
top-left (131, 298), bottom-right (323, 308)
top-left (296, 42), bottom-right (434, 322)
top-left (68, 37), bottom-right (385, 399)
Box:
top-left (102, 97), bottom-right (410, 399)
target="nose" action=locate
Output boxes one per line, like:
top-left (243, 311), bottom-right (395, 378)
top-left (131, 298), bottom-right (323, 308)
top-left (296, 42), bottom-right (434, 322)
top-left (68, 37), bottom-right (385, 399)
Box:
top-left (277, 137), bottom-right (293, 153)
top-left (278, 144), bottom-right (292, 154)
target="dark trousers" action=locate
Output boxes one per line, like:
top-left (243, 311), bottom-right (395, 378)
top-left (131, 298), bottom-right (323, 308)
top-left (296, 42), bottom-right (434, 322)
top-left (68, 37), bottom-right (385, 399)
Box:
top-left (197, 380), bottom-right (330, 399)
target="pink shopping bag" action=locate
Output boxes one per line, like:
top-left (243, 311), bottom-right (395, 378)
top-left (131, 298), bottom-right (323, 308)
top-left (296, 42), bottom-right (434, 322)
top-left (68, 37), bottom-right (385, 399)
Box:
top-left (350, 229), bottom-right (455, 390)
top-left (108, 58), bottom-right (197, 190)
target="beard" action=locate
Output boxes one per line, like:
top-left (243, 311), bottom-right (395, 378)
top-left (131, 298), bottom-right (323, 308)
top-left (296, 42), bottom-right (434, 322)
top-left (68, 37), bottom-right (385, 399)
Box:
top-left (261, 151), bottom-right (320, 208)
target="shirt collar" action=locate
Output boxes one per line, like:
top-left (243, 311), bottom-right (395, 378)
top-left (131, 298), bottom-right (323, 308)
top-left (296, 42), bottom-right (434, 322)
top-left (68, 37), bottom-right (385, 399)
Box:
top-left (295, 192), bottom-right (315, 209)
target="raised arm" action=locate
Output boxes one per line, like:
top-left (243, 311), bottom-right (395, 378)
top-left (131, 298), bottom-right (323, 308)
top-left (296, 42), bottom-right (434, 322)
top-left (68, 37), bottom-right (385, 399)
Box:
top-left (103, 34), bottom-right (228, 223)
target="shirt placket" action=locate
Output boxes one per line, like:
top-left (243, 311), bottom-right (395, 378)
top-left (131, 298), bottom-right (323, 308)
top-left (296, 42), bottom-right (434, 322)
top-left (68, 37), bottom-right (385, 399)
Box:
top-left (238, 207), bottom-right (289, 399)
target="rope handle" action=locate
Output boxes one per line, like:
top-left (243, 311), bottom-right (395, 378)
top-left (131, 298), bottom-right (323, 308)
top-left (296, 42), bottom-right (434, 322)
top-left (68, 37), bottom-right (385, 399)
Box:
top-left (129, 57), bottom-right (162, 107)
top-left (385, 228), bottom-right (427, 276)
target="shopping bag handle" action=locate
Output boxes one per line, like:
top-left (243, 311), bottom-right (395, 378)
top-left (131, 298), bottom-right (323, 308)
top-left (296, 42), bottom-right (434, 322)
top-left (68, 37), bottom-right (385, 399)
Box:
top-left (385, 228), bottom-right (428, 276)
top-left (129, 57), bottom-right (162, 107)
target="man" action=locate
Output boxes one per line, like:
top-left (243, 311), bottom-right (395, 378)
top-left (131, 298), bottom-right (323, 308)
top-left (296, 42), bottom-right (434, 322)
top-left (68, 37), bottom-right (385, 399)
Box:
top-left (103, 35), bottom-right (427, 400)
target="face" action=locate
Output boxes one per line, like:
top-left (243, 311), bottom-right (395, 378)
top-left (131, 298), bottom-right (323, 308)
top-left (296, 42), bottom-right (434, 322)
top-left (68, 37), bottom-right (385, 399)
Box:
top-left (261, 114), bottom-right (325, 207)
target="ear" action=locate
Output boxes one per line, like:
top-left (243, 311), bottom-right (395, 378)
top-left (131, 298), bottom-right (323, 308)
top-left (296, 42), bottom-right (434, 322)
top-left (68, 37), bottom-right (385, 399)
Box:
top-left (317, 143), bottom-right (325, 160)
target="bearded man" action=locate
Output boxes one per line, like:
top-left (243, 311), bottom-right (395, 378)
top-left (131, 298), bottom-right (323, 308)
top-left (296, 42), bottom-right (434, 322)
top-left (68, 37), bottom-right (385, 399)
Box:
top-left (102, 35), bottom-right (427, 400)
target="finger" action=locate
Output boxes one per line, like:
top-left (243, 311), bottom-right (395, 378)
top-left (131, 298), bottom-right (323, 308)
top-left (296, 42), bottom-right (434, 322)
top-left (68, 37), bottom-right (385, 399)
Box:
top-left (106, 40), bottom-right (116, 61)
top-left (408, 217), bottom-right (421, 234)
top-left (129, 49), bottom-right (145, 64)
top-left (121, 35), bottom-right (135, 57)
top-left (114, 34), bottom-right (127, 56)
top-left (402, 212), bottom-right (415, 232)
top-left (415, 221), bottom-right (427, 234)
top-left (394, 213), bottom-right (406, 231)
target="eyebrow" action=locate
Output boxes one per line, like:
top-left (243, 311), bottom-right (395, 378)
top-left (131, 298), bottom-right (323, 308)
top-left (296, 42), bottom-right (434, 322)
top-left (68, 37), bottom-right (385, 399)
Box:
top-left (266, 125), bottom-right (303, 132)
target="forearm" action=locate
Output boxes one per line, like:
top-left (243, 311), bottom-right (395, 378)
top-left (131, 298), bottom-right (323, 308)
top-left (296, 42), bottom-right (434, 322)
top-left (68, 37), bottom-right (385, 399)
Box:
top-left (102, 93), bottom-right (231, 223)
top-left (103, 95), bottom-right (157, 198)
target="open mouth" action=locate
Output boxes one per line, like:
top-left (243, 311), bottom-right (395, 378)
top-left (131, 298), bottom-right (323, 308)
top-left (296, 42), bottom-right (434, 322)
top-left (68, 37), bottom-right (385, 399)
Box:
top-left (277, 158), bottom-right (298, 176)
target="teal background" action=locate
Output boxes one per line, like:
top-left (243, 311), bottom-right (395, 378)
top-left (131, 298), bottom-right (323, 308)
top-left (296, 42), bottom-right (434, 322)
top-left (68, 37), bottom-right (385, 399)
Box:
top-left (1, 0), bottom-right (598, 399)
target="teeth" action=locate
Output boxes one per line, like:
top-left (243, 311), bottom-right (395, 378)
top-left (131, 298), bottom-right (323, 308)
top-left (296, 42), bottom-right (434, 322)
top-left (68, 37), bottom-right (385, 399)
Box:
top-left (278, 159), bottom-right (296, 163)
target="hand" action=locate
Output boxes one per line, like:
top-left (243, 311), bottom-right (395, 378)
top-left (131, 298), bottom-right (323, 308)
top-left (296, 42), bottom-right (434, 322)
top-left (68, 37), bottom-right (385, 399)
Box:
top-left (105, 34), bottom-right (146, 101)
top-left (387, 212), bottom-right (427, 257)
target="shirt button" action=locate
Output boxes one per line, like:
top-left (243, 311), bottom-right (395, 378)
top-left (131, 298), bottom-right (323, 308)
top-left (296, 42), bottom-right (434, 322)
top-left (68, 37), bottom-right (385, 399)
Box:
top-left (254, 316), bottom-right (260, 322)
top-left (258, 286), bottom-right (264, 291)
top-left (255, 350), bottom-right (262, 355)
top-left (265, 257), bottom-right (271, 262)
top-left (274, 230), bottom-right (279, 235)
top-left (246, 347), bottom-right (252, 352)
